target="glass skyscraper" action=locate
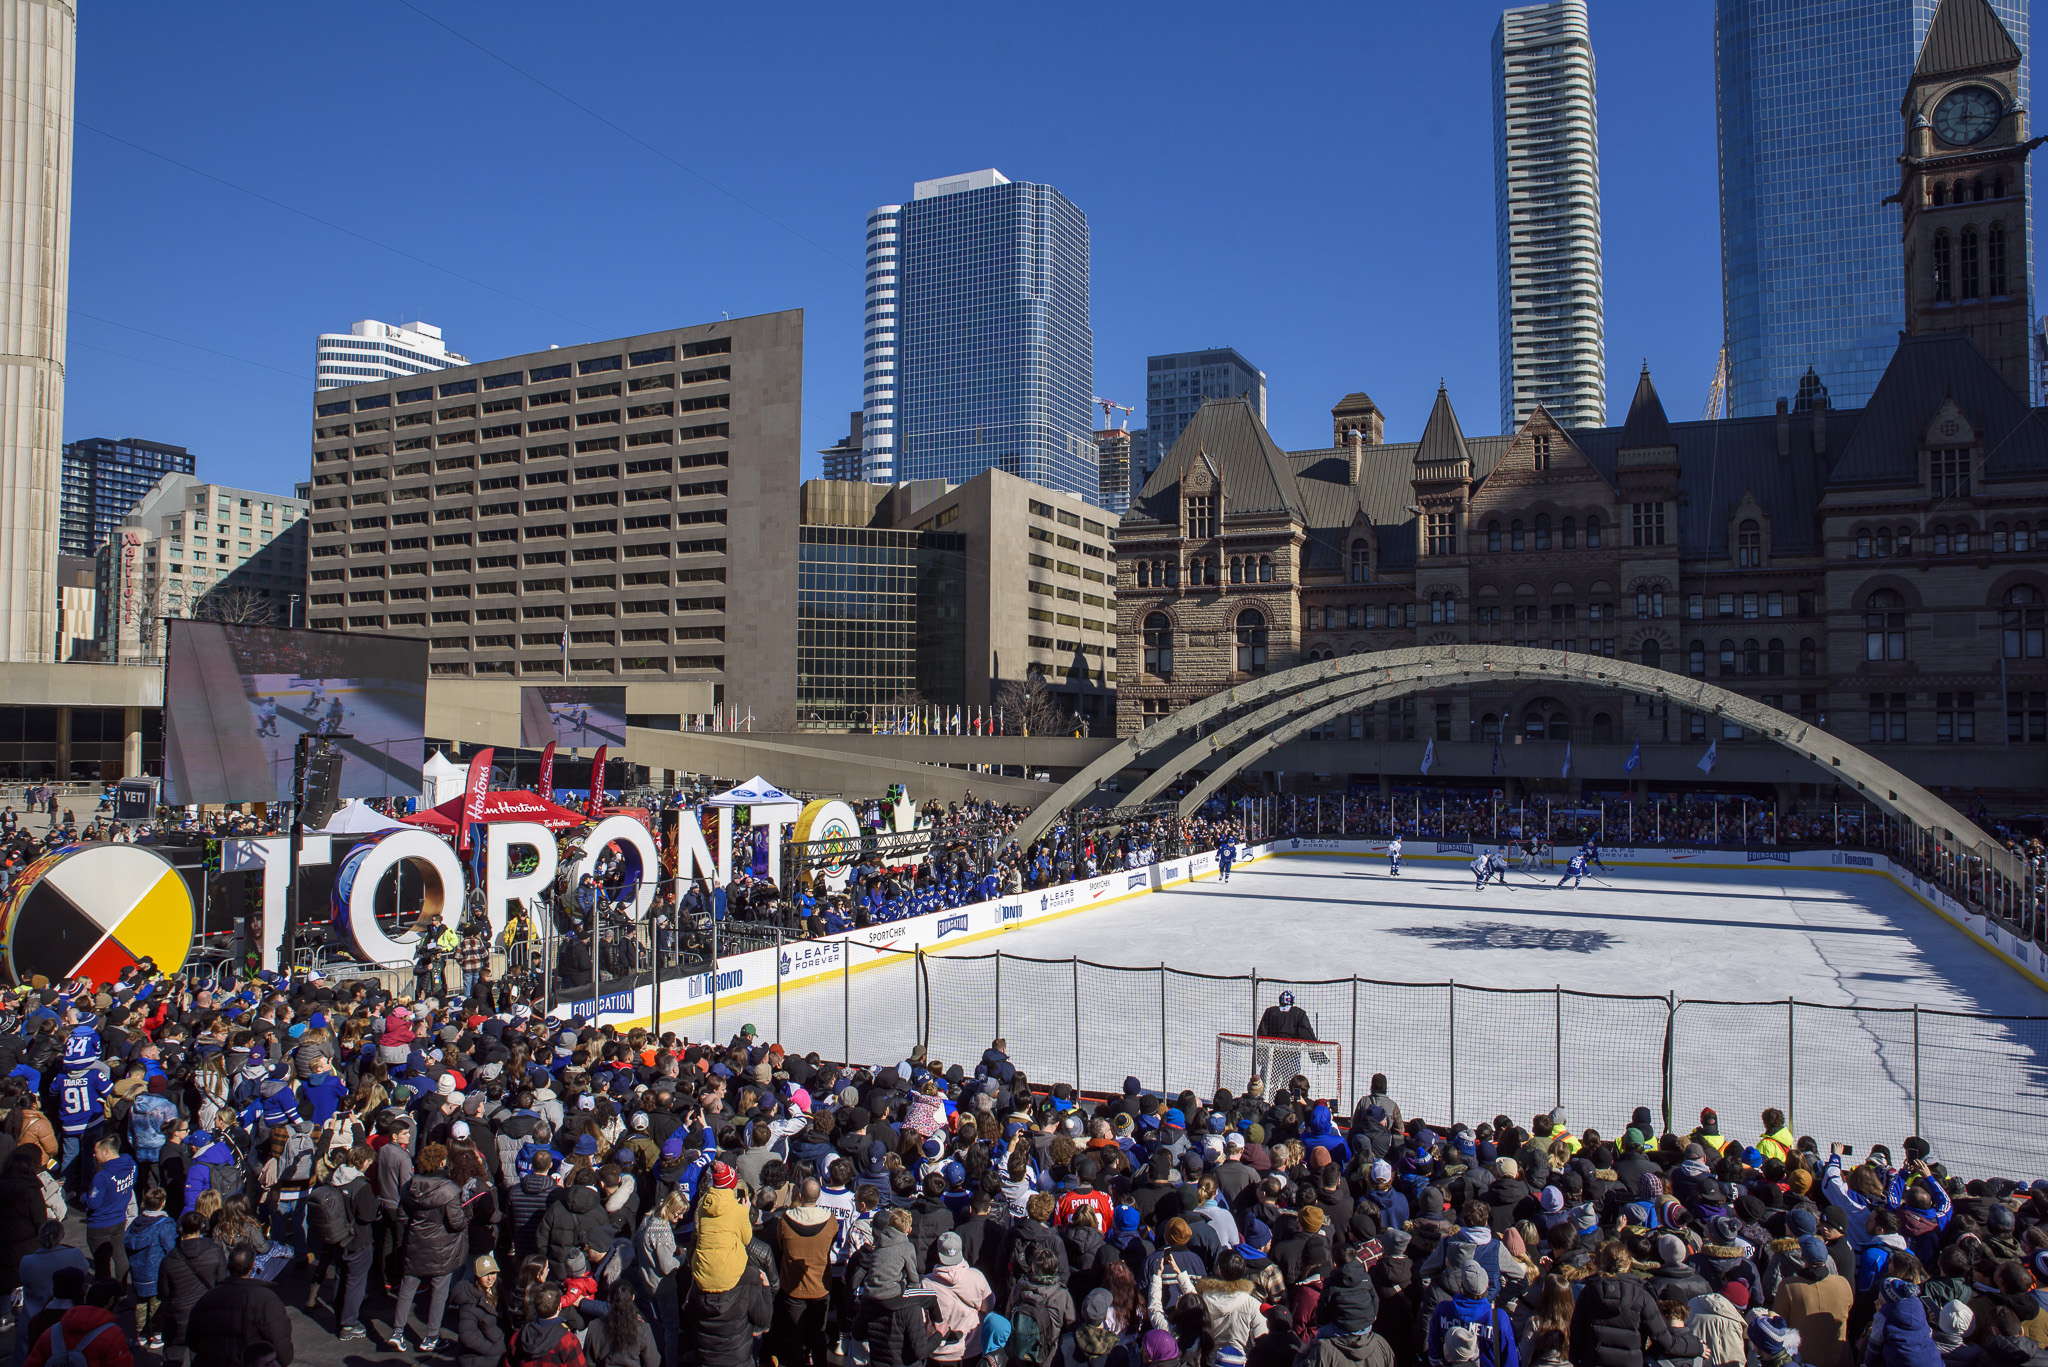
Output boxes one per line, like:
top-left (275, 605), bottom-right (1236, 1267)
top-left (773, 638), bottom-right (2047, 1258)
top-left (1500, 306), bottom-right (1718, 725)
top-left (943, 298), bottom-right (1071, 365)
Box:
top-left (1140, 348), bottom-right (1267, 482)
top-left (59, 437), bottom-right (194, 559)
top-left (1717, 0), bottom-right (2030, 418)
top-left (892, 169), bottom-right (1097, 500)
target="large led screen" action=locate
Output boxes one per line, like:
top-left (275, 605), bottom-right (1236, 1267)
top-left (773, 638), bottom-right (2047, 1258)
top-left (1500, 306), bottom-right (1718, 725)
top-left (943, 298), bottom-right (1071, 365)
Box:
top-left (163, 621), bottom-right (427, 806)
top-left (518, 686), bottom-right (627, 750)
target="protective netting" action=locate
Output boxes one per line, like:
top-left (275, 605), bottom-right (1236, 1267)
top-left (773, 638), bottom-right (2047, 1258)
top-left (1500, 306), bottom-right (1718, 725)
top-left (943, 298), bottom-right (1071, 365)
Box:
top-left (1558, 992), bottom-right (1669, 1139)
top-left (920, 953), bottom-right (999, 1077)
top-left (1169, 969), bottom-right (1255, 1099)
top-left (1672, 1000), bottom-right (1791, 1144)
top-left (1915, 1010), bottom-right (2048, 1175)
top-left (1793, 1005), bottom-right (1918, 1156)
top-left (1355, 983), bottom-right (1453, 1126)
top-left (1449, 985), bottom-right (1566, 1128)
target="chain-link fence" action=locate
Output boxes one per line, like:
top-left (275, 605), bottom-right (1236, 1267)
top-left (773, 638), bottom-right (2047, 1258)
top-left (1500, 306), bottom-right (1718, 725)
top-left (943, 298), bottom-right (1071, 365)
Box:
top-left (683, 947), bottom-right (2047, 1176)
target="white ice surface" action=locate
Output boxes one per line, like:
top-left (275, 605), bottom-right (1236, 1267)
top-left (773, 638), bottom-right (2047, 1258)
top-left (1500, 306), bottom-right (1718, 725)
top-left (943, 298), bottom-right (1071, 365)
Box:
top-left (665, 854), bottom-right (2048, 1177)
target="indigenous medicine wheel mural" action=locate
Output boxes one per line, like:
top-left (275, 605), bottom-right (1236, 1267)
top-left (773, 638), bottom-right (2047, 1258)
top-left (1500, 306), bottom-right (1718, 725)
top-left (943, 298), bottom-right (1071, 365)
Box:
top-left (0, 844), bottom-right (196, 985)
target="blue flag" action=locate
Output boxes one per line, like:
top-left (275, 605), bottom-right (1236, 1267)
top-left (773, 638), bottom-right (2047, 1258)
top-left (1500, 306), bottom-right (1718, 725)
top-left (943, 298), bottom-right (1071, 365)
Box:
top-left (1624, 741), bottom-right (1641, 773)
top-left (1561, 741), bottom-right (1572, 778)
top-left (1698, 739), bottom-right (1719, 775)
top-left (1490, 743), bottom-right (1500, 776)
top-left (1420, 739), bottom-right (1435, 775)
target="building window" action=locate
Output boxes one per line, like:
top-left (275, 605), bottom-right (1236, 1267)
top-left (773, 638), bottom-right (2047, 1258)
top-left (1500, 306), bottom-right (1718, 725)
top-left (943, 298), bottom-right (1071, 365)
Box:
top-left (1766, 638), bottom-right (1785, 676)
top-left (1562, 517), bottom-right (1576, 549)
top-left (1429, 593), bottom-right (1458, 625)
top-left (1143, 612), bottom-right (1173, 676)
top-left (1640, 638), bottom-right (1662, 669)
top-left (1165, 561), bottom-right (1180, 588)
top-left (1185, 496), bottom-right (1215, 539)
top-left (1960, 225), bottom-right (1981, 299)
top-left (1523, 700), bottom-right (1570, 742)
top-left (1688, 639), bottom-right (1705, 675)
top-left (1436, 702), bottom-right (1452, 740)
top-left (1228, 556), bottom-right (1242, 584)
top-left (2004, 586), bottom-right (2046, 658)
top-left (1586, 515), bottom-right (1600, 548)
top-left (1865, 590), bottom-right (1907, 661)
top-left (1486, 520), bottom-right (1502, 553)
top-left (1235, 610), bottom-right (1268, 673)
top-left (1989, 221), bottom-right (2008, 295)
top-left (1719, 640), bottom-right (1736, 676)
top-left (1933, 230), bottom-right (1952, 302)
top-left (1936, 692), bottom-right (1976, 743)
top-left (1953, 524), bottom-right (1971, 554)
top-left (1737, 519), bottom-right (1761, 567)
top-left (1631, 502), bottom-right (1666, 546)
top-left (1534, 514), bottom-right (1551, 551)
top-left (1425, 512), bottom-right (1456, 556)
top-left (1868, 692), bottom-right (1908, 744)
top-left (1346, 605), bottom-right (1360, 629)
top-left (1635, 589), bottom-right (1665, 619)
top-left (1481, 712), bottom-right (1501, 743)
top-left (1349, 541), bottom-right (1370, 583)
top-left (2011, 691), bottom-right (2048, 743)
top-left (1741, 638), bottom-right (1759, 674)
top-left (1511, 519), bottom-right (1525, 552)
top-left (1257, 556), bottom-right (1273, 583)
top-left (1531, 432), bottom-right (1552, 470)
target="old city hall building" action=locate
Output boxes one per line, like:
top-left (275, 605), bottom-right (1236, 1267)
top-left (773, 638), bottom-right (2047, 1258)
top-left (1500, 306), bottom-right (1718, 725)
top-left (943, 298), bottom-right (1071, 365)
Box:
top-left (1114, 0), bottom-right (2048, 803)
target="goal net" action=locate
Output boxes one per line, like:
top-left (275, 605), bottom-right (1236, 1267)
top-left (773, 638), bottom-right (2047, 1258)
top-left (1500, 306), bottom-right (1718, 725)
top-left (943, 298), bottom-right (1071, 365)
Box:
top-left (1216, 1032), bottom-right (1344, 1101)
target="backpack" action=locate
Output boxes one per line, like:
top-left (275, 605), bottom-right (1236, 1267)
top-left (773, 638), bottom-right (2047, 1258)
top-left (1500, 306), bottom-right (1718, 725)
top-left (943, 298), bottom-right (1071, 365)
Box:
top-left (1008, 1294), bottom-right (1062, 1365)
top-left (307, 1183), bottom-right (355, 1247)
top-left (44, 1321), bottom-right (115, 1367)
top-left (205, 1156), bottom-right (245, 1200)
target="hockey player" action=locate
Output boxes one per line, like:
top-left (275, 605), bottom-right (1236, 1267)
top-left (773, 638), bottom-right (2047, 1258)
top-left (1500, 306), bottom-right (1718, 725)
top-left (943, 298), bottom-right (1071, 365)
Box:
top-left (1558, 849), bottom-right (1589, 890)
top-left (1387, 836), bottom-right (1403, 876)
top-left (1472, 850), bottom-right (1491, 890)
top-left (255, 697), bottom-right (279, 738)
top-left (1488, 849), bottom-right (1512, 885)
top-left (1217, 837), bottom-right (1235, 883)
top-left (1581, 835), bottom-right (1609, 874)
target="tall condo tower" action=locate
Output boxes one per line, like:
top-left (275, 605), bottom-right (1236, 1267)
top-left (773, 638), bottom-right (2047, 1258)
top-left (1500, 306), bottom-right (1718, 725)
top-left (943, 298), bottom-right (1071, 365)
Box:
top-left (1717, 0), bottom-right (2030, 416)
top-left (1492, 0), bottom-right (1606, 433)
top-left (0, 0), bottom-right (74, 662)
top-left (892, 169), bottom-right (1096, 501)
top-left (861, 205), bottom-right (901, 482)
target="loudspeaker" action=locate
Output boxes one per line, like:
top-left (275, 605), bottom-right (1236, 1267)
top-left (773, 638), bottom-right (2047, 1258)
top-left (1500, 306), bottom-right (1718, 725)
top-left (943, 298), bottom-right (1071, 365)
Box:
top-left (300, 742), bottom-right (344, 830)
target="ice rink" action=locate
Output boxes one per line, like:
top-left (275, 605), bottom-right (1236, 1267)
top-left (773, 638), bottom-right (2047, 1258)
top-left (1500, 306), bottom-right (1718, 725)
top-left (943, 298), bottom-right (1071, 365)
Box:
top-left (665, 852), bottom-right (2048, 1173)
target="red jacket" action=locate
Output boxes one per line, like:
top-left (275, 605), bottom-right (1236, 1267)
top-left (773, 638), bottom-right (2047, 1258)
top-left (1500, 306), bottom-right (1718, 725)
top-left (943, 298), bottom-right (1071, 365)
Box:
top-left (27, 1307), bottom-right (133, 1367)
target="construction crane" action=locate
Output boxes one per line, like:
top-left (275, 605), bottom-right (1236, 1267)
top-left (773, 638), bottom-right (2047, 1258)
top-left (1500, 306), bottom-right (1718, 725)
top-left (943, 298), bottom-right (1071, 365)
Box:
top-left (1094, 397), bottom-right (1134, 430)
top-left (1702, 345), bottom-right (1729, 421)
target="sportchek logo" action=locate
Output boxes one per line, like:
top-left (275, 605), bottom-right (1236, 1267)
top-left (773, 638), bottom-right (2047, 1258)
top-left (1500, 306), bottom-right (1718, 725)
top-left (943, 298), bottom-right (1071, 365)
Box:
top-left (1746, 848), bottom-right (1791, 864)
top-left (1127, 873), bottom-right (1147, 890)
top-left (1088, 878), bottom-right (1112, 900)
top-left (936, 914), bottom-right (969, 939)
top-left (863, 927), bottom-right (904, 946)
top-left (1000, 903), bottom-right (1023, 921)
top-left (1831, 852), bottom-right (1875, 867)
top-left (1670, 851), bottom-right (1697, 861)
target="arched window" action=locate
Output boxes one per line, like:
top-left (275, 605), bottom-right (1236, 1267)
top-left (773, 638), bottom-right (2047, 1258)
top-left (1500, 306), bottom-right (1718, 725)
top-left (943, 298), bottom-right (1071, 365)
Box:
top-left (1719, 640), bottom-right (1737, 676)
top-left (1972, 177), bottom-right (1985, 202)
top-left (1562, 516), bottom-right (1576, 549)
top-left (1640, 638), bottom-right (1662, 670)
top-left (1799, 637), bottom-right (1817, 676)
top-left (1535, 514), bottom-right (1552, 551)
top-left (1229, 557), bottom-right (1243, 584)
top-left (1481, 712), bottom-right (1501, 743)
top-left (1143, 613), bottom-right (1173, 676)
top-left (1990, 221), bottom-right (2008, 295)
top-left (1856, 529), bottom-right (1873, 558)
top-left (1258, 555), bottom-right (1273, 583)
top-left (1585, 514), bottom-right (1601, 549)
top-left (1933, 181), bottom-right (1948, 206)
top-left (1954, 523), bottom-right (1972, 554)
top-left (1235, 610), bottom-right (1268, 673)
top-left (1894, 527), bottom-right (1911, 556)
top-left (1994, 522), bottom-right (2010, 552)
top-left (1767, 638), bottom-right (1785, 676)
top-left (1136, 561), bottom-right (1150, 587)
top-left (1737, 519), bottom-right (1761, 567)
top-left (1486, 520), bottom-right (1502, 553)
top-left (1164, 560), bottom-right (1180, 588)
top-left (1865, 590), bottom-right (1906, 660)
top-left (1522, 700), bottom-right (1570, 742)
top-left (2018, 523), bottom-right (2033, 553)
top-left (1592, 711), bottom-right (1613, 743)
top-left (1349, 541), bottom-right (1370, 583)
top-left (1932, 525), bottom-right (1949, 555)
top-left (2004, 585), bottom-right (2045, 659)
top-left (1875, 528), bottom-right (1893, 556)
top-left (1511, 519), bottom-right (1525, 552)
top-left (1443, 593), bottom-right (1456, 625)
top-left (1961, 225), bottom-right (1981, 299)
top-left (1993, 175), bottom-right (2006, 199)
top-left (1743, 638), bottom-right (1761, 675)
top-left (1688, 640), bottom-right (1705, 676)
top-left (1933, 230), bottom-right (1953, 302)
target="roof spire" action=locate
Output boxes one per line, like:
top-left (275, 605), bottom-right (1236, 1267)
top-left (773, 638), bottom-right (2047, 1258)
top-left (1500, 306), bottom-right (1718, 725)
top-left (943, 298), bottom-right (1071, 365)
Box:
top-left (1414, 384), bottom-right (1471, 469)
top-left (1619, 365), bottom-right (1675, 449)
top-left (1915, 0), bottom-right (2021, 78)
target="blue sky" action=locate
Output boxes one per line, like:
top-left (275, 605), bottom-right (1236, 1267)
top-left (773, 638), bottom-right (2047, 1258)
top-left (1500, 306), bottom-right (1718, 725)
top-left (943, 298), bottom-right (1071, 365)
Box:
top-left (65, 1), bottom-right (1739, 494)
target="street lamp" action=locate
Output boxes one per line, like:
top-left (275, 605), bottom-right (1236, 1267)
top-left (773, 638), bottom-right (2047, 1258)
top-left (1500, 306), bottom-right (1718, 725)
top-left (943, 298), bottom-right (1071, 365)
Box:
top-left (288, 594), bottom-right (301, 629)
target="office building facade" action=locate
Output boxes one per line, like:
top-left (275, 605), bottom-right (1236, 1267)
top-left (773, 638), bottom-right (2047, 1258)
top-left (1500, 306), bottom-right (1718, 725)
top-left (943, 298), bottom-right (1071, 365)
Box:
top-left (1493, 0), bottom-right (1606, 433)
top-left (303, 311), bottom-right (802, 724)
top-left (819, 412), bottom-right (865, 483)
top-left (0, 0), bottom-right (74, 662)
top-left (1717, 0), bottom-right (2030, 417)
top-left (861, 204), bottom-right (901, 482)
top-left (794, 513), bottom-right (967, 730)
top-left (315, 319), bottom-right (469, 391)
top-left (892, 169), bottom-right (1097, 500)
top-left (60, 436), bottom-right (195, 558)
top-left (96, 475), bottom-right (309, 663)
top-left (1140, 348), bottom-right (1266, 484)
top-left (1095, 427), bottom-right (1132, 515)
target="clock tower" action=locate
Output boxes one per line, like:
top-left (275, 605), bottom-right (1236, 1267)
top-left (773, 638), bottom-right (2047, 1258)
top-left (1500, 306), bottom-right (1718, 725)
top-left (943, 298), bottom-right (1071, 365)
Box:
top-left (1896, 0), bottom-right (2043, 397)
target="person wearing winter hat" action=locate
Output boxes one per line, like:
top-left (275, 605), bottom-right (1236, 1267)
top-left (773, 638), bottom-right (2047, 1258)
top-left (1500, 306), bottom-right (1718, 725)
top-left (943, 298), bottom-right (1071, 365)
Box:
top-left (1749, 1310), bottom-right (1806, 1367)
top-left (1772, 1236), bottom-right (1851, 1367)
top-left (1929, 1300), bottom-right (1974, 1358)
top-left (1648, 1233), bottom-right (1714, 1303)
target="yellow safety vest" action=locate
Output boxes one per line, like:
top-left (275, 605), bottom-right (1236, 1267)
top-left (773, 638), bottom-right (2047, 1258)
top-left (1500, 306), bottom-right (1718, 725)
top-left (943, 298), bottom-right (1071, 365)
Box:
top-left (1757, 1128), bottom-right (1796, 1162)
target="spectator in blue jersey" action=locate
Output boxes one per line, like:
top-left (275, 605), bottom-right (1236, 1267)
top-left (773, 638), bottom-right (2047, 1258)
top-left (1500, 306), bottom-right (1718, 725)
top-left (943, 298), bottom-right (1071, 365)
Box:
top-left (56, 1049), bottom-right (110, 1200)
top-left (298, 1053), bottom-right (349, 1125)
top-left (82, 1134), bottom-right (134, 1284)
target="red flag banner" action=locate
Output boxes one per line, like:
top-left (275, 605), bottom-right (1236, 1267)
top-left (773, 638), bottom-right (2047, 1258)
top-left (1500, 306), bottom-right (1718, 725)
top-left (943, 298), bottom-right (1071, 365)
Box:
top-left (587, 744), bottom-right (608, 816)
top-left (459, 747), bottom-right (494, 852)
top-left (538, 740), bottom-right (556, 798)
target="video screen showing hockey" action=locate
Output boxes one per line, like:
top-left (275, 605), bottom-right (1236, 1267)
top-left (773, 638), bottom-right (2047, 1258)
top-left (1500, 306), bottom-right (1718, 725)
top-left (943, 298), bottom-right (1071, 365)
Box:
top-left (518, 685), bottom-right (627, 750)
top-left (162, 621), bottom-right (428, 805)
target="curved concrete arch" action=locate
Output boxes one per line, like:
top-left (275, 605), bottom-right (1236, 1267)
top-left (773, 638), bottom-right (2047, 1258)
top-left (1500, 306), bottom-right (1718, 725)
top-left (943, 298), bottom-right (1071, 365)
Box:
top-left (1014, 645), bottom-right (2019, 885)
top-left (1174, 681), bottom-right (1409, 814)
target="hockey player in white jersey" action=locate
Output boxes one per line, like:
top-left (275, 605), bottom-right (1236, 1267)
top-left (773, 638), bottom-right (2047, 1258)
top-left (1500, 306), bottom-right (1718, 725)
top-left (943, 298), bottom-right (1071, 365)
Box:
top-left (1472, 851), bottom-right (1491, 889)
top-left (1386, 837), bottom-right (1403, 876)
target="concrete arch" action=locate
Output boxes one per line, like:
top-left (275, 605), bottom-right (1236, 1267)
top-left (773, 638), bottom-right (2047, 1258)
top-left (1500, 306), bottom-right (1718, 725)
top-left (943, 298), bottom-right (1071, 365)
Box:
top-left (1012, 645), bottom-right (2019, 885)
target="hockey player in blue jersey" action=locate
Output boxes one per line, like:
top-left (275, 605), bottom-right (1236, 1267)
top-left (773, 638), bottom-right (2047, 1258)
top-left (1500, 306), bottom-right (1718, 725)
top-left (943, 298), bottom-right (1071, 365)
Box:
top-left (1217, 838), bottom-right (1235, 882)
top-left (1386, 837), bottom-right (1403, 876)
top-left (1580, 836), bottom-right (1609, 874)
top-left (1558, 850), bottom-right (1589, 889)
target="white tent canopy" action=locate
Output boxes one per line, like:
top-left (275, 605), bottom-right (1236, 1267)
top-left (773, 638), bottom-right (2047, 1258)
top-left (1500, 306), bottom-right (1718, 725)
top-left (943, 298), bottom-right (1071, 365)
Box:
top-left (320, 799), bottom-right (407, 834)
top-left (421, 751), bottom-right (464, 807)
top-left (703, 776), bottom-right (797, 808)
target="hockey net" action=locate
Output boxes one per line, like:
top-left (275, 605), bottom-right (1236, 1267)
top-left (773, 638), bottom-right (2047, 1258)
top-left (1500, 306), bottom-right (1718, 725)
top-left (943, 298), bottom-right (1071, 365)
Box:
top-left (1216, 1032), bottom-right (1344, 1101)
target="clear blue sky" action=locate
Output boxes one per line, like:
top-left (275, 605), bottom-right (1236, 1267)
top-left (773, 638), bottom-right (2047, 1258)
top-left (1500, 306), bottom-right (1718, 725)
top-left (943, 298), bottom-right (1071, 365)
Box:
top-left (66, 1), bottom-right (1742, 494)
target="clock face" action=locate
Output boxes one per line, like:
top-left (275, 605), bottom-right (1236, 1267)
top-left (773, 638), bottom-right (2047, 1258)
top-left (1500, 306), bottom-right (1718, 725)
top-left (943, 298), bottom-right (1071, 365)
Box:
top-left (1934, 85), bottom-right (2003, 146)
